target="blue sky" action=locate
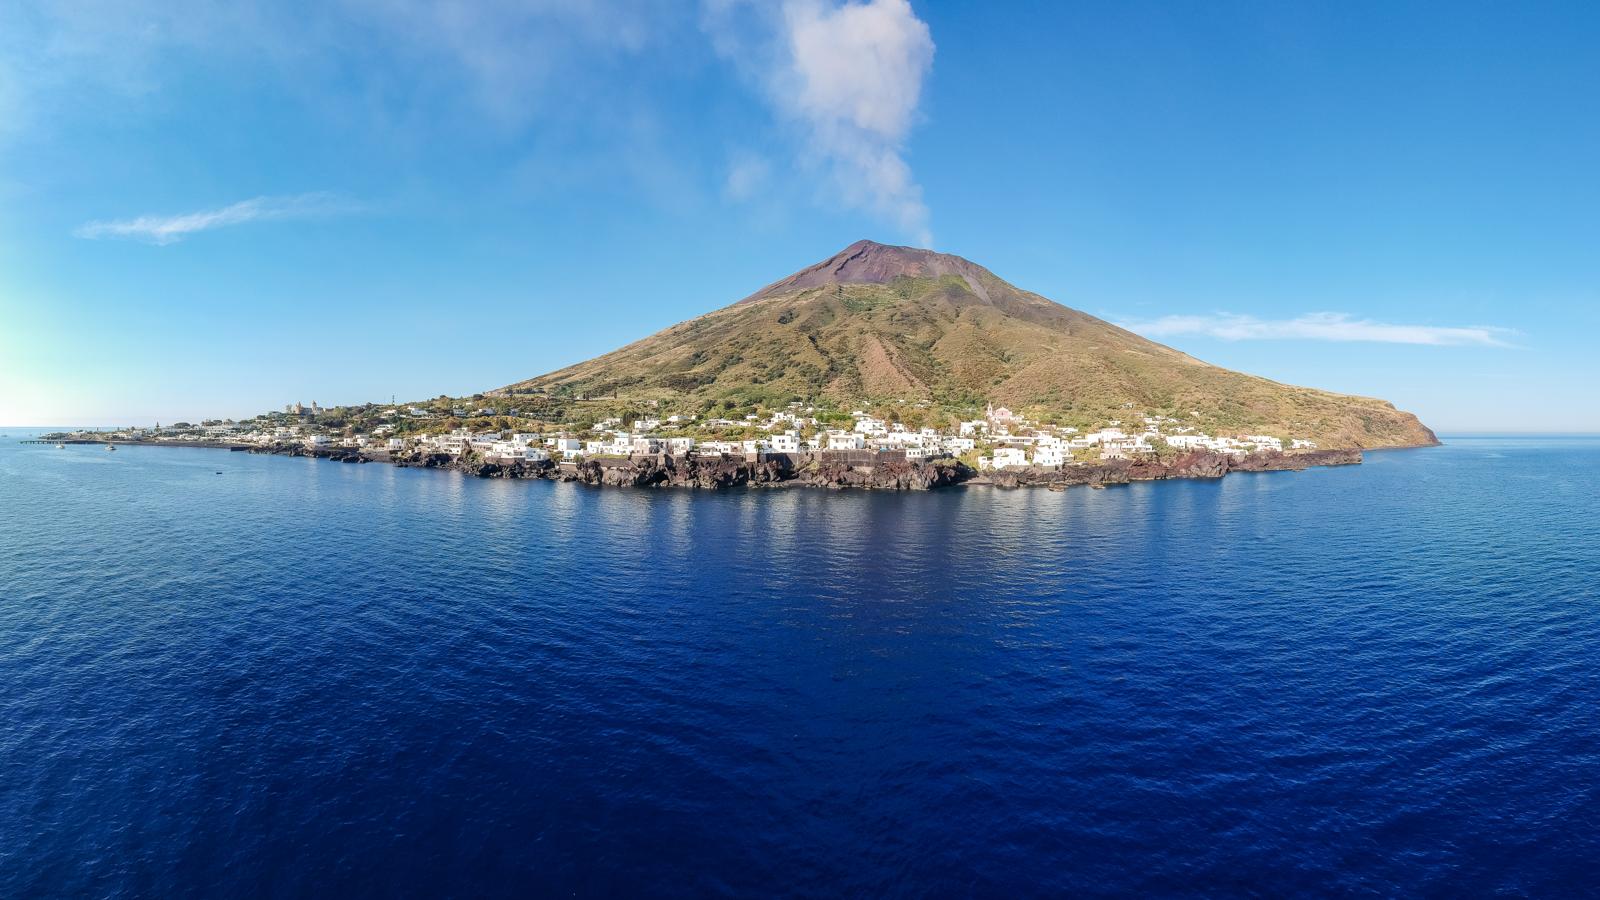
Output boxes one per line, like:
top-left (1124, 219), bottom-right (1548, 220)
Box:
top-left (2, 0), bottom-right (1596, 430)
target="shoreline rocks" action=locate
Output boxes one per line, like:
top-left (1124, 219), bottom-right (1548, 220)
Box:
top-left (352, 445), bottom-right (1363, 492)
top-left (94, 441), bottom-right (1365, 492)
top-left (406, 451), bottom-right (974, 491)
top-left (970, 448), bottom-right (1361, 489)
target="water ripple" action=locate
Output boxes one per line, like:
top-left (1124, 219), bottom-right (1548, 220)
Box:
top-left (1, 438), bottom-right (1597, 896)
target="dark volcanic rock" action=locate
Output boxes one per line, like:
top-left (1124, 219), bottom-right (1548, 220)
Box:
top-left (741, 239), bottom-right (1002, 305)
top-left (1231, 448), bottom-right (1361, 471)
top-left (239, 443), bottom-right (1359, 493)
top-left (801, 459), bottom-right (973, 490)
top-left (974, 449), bottom-right (1362, 490)
top-left (556, 454), bottom-right (799, 489)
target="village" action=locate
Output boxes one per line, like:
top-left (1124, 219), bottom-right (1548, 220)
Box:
top-left (69, 400), bottom-right (1319, 472)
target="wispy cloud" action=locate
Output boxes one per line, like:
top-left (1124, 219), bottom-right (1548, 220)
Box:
top-left (0, 2), bottom-right (668, 139)
top-left (74, 192), bottom-right (361, 245)
top-left (705, 0), bottom-right (936, 247)
top-left (18, 1), bottom-right (940, 241)
top-left (722, 151), bottom-right (773, 202)
top-left (344, 0), bottom-right (662, 128)
top-left (1122, 312), bottom-right (1515, 347)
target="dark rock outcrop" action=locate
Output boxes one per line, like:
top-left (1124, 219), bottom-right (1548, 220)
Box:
top-left (220, 442), bottom-right (1362, 493)
top-left (972, 449), bottom-right (1361, 489)
top-left (800, 459), bottom-right (973, 490)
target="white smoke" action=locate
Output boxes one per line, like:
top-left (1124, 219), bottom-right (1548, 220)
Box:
top-left (706, 0), bottom-right (936, 247)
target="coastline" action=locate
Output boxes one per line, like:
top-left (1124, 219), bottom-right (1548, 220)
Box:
top-left (49, 438), bottom-right (1367, 492)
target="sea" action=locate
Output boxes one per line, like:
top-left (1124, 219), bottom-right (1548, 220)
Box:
top-left (1, 433), bottom-right (1596, 897)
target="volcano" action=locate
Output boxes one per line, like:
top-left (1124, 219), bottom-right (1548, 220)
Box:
top-left (499, 240), bottom-right (1436, 449)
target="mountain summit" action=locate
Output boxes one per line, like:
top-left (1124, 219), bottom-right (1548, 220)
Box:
top-left (741, 239), bottom-right (1006, 304)
top-left (501, 241), bottom-right (1436, 448)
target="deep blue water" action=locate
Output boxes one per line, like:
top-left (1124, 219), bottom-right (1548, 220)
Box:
top-left (2, 435), bottom-right (1597, 897)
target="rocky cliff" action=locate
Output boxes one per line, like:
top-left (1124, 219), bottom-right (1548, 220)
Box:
top-left (374, 446), bottom-right (1362, 492)
top-left (406, 452), bottom-right (972, 491)
top-left (974, 448), bottom-right (1361, 488)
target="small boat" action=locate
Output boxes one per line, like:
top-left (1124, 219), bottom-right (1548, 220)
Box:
top-left (106, 444), bottom-right (117, 452)
top-left (55, 443), bottom-right (65, 449)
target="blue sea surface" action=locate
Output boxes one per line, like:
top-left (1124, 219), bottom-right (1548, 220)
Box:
top-left (1, 435), bottom-right (1597, 897)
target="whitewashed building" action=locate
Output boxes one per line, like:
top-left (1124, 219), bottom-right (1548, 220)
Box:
top-left (854, 416), bottom-right (887, 436)
top-left (827, 431), bottom-right (866, 451)
top-left (979, 447), bottom-right (1028, 470)
top-left (1032, 445), bottom-right (1065, 468)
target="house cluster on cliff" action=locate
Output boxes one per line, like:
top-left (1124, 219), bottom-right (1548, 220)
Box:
top-left (68, 398), bottom-right (1318, 474)
top-left (973, 410), bottom-right (1317, 471)
top-left (361, 405), bottom-right (1317, 472)
top-left (395, 407), bottom-right (972, 464)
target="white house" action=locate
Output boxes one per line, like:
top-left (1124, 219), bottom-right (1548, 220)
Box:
top-left (1032, 445), bottom-right (1065, 468)
top-left (492, 444), bottom-right (548, 463)
top-left (981, 447), bottom-right (1028, 470)
top-left (1100, 436), bottom-right (1153, 460)
top-left (827, 431), bottom-right (866, 451)
top-left (995, 447), bottom-right (1028, 468)
top-left (853, 416), bottom-right (887, 436)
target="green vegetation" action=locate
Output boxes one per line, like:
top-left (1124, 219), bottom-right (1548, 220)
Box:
top-left (461, 241), bottom-right (1437, 449)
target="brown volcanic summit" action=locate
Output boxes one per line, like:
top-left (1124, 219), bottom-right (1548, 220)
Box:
top-left (743, 239), bottom-right (1007, 303)
top-left (502, 240), bottom-right (1437, 449)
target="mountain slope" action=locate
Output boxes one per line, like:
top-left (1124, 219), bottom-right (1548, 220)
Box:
top-left (499, 240), bottom-right (1437, 449)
